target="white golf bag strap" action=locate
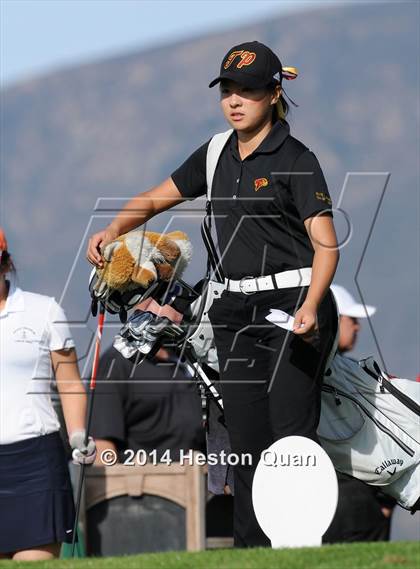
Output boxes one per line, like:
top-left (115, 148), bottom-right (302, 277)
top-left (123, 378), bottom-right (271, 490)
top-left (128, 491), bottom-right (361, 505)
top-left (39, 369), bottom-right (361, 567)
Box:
top-left (186, 279), bottom-right (226, 366)
top-left (202, 129), bottom-right (233, 282)
top-left (206, 129), bottom-right (234, 201)
top-left (188, 130), bottom-right (234, 362)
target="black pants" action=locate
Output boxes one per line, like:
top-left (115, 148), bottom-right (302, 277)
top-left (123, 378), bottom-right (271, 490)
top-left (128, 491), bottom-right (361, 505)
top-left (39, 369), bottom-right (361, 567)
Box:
top-left (207, 285), bottom-right (338, 548)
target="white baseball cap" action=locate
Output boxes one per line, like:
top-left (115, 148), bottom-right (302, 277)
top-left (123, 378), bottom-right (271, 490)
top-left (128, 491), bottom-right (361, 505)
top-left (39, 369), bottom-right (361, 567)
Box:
top-left (330, 284), bottom-right (376, 318)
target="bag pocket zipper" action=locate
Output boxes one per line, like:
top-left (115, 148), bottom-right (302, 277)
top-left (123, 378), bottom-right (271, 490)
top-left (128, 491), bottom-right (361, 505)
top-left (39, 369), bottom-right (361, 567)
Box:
top-left (322, 384), bottom-right (415, 457)
top-left (359, 359), bottom-right (420, 417)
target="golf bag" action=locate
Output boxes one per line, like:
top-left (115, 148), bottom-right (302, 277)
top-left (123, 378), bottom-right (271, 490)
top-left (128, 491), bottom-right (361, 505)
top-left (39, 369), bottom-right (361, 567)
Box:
top-left (319, 353), bottom-right (420, 511)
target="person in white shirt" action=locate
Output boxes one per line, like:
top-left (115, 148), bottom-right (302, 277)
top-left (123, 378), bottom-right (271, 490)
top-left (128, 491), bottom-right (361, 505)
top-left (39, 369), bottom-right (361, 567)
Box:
top-left (0, 228), bottom-right (96, 561)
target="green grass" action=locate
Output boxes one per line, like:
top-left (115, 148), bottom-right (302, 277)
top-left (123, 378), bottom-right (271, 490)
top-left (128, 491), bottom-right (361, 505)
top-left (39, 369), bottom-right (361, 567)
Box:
top-left (1, 542), bottom-right (418, 569)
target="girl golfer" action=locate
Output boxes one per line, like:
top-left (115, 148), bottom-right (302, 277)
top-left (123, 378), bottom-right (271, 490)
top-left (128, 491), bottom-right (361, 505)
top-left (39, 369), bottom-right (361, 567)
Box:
top-left (0, 229), bottom-right (96, 560)
top-left (87, 41), bottom-right (339, 547)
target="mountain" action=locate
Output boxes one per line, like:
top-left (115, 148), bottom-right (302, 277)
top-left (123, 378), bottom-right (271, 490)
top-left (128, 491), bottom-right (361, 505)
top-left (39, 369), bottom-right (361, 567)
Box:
top-left (1, 2), bottom-right (418, 377)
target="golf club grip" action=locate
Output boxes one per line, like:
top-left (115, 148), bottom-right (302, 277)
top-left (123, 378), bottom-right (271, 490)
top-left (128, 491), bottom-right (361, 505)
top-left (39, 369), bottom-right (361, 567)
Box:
top-left (89, 305), bottom-right (106, 391)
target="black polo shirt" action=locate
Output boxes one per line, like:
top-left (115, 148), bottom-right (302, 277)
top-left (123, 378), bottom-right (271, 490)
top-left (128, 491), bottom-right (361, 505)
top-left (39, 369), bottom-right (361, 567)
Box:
top-left (171, 119), bottom-right (333, 279)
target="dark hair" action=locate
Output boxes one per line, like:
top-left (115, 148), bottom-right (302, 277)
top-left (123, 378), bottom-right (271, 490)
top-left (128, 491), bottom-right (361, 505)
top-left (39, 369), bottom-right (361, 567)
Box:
top-left (0, 251), bottom-right (16, 275)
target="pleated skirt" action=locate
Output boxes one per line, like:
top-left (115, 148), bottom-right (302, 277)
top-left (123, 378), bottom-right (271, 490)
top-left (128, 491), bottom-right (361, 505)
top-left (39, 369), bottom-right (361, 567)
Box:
top-left (0, 431), bottom-right (76, 553)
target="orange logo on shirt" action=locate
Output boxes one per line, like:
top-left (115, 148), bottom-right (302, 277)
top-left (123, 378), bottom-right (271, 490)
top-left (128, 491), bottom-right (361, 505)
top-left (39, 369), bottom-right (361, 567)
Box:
top-left (224, 50), bottom-right (256, 70)
top-left (254, 178), bottom-right (269, 192)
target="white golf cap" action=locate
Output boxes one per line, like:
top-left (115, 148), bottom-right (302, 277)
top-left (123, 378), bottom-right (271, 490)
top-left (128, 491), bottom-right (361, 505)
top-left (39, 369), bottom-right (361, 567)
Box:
top-left (330, 284), bottom-right (376, 318)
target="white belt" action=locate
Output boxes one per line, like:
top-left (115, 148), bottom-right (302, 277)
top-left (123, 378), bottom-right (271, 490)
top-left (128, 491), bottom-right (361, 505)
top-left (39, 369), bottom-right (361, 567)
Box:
top-left (224, 267), bottom-right (312, 295)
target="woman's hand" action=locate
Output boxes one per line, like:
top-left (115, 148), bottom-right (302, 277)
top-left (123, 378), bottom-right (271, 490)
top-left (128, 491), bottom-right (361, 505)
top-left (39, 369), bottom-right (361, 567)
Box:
top-left (293, 301), bottom-right (319, 343)
top-left (69, 430), bottom-right (97, 466)
top-left (85, 179), bottom-right (184, 268)
top-left (86, 226), bottom-right (119, 268)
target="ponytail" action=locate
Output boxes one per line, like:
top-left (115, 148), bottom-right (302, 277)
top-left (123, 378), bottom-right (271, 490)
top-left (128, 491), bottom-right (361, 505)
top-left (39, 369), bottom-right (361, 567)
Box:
top-left (272, 94), bottom-right (289, 123)
top-left (270, 65), bottom-right (299, 124)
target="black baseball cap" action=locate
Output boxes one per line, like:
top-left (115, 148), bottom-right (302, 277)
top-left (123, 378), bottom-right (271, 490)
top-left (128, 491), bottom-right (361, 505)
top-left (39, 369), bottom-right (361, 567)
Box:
top-left (209, 41), bottom-right (283, 89)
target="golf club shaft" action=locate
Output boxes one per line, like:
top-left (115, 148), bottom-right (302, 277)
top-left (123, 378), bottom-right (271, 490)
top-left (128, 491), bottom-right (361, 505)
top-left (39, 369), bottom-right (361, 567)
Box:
top-left (71, 305), bottom-right (105, 556)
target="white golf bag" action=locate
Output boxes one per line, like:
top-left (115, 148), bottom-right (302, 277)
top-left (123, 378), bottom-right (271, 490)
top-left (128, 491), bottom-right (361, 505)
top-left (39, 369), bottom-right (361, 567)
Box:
top-left (319, 353), bottom-right (420, 510)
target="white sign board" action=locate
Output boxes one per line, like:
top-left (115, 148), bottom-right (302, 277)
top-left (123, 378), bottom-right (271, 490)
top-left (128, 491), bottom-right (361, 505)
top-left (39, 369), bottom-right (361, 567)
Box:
top-left (252, 435), bottom-right (338, 548)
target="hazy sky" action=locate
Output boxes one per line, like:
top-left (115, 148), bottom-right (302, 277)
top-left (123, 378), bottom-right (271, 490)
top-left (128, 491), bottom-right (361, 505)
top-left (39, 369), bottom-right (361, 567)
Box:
top-left (0, 0), bottom-right (334, 86)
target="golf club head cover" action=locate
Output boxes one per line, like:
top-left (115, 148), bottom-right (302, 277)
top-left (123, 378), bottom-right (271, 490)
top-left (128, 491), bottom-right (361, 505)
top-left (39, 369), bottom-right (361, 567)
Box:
top-left (96, 229), bottom-right (193, 291)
